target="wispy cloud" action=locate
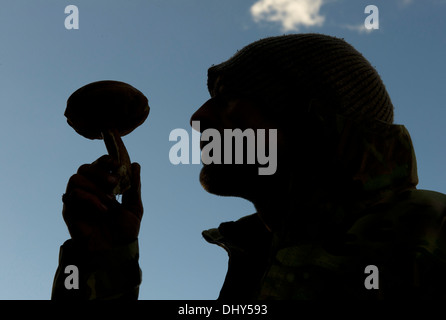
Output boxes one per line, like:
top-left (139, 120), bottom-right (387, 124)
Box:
top-left (250, 0), bottom-right (325, 32)
top-left (342, 23), bottom-right (373, 34)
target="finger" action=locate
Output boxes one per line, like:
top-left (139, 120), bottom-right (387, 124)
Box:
top-left (74, 155), bottom-right (115, 177)
top-left (76, 158), bottom-right (120, 194)
top-left (122, 162), bottom-right (143, 219)
top-left (91, 154), bottom-right (120, 171)
top-left (62, 187), bottom-right (109, 225)
top-left (65, 173), bottom-right (118, 208)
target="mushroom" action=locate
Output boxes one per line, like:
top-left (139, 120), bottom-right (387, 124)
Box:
top-left (65, 80), bottom-right (150, 195)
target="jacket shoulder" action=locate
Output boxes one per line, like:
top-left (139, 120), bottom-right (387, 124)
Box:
top-left (387, 189), bottom-right (446, 228)
top-left (348, 189), bottom-right (446, 259)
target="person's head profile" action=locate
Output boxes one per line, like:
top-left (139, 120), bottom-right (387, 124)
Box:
top-left (191, 34), bottom-right (394, 207)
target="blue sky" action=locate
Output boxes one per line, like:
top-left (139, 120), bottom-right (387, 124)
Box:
top-left (0, 0), bottom-right (445, 299)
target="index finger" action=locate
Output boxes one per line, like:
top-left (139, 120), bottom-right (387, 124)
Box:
top-left (122, 162), bottom-right (143, 219)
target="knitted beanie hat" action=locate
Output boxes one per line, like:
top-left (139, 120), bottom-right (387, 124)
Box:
top-left (207, 34), bottom-right (394, 124)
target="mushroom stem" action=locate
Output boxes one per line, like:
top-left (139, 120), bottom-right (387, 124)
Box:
top-left (102, 128), bottom-right (132, 195)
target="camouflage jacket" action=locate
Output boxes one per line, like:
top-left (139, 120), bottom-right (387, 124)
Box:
top-left (203, 115), bottom-right (446, 300)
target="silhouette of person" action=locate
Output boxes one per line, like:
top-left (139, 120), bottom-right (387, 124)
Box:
top-left (52, 34), bottom-right (446, 300)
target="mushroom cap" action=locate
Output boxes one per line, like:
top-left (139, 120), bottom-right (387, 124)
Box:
top-left (65, 80), bottom-right (150, 140)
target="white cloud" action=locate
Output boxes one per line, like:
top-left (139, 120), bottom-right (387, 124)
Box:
top-left (250, 0), bottom-right (325, 32)
top-left (342, 23), bottom-right (373, 34)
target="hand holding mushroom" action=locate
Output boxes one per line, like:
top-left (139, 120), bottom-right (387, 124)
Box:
top-left (65, 80), bottom-right (150, 195)
top-left (61, 81), bottom-right (149, 251)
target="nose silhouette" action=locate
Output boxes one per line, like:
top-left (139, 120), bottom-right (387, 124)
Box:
top-left (190, 98), bottom-right (221, 133)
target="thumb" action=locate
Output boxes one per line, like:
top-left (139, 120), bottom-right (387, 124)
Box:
top-left (122, 162), bottom-right (143, 219)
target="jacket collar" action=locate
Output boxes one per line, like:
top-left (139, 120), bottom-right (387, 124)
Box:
top-left (277, 113), bottom-right (419, 244)
top-left (333, 114), bottom-right (418, 195)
